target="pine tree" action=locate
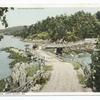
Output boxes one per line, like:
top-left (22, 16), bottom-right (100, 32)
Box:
top-left (91, 37), bottom-right (100, 91)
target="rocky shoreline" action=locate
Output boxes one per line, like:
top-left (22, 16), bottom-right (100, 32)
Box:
top-left (0, 47), bottom-right (51, 92)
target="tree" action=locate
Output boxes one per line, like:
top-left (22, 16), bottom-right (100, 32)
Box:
top-left (0, 7), bottom-right (14, 28)
top-left (91, 37), bottom-right (100, 91)
top-left (20, 25), bottom-right (29, 39)
top-left (18, 10), bottom-right (100, 42)
top-left (96, 11), bottom-right (100, 21)
top-left (65, 32), bottom-right (78, 42)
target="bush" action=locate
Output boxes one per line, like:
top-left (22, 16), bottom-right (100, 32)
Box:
top-left (26, 66), bottom-right (40, 77)
top-left (43, 65), bottom-right (53, 71)
top-left (72, 62), bottom-right (81, 70)
top-left (0, 79), bottom-right (6, 92)
top-left (36, 32), bottom-right (49, 40)
top-left (33, 70), bottom-right (50, 85)
top-left (2, 47), bottom-right (30, 68)
top-left (77, 73), bottom-right (86, 85)
top-left (0, 35), bottom-right (3, 41)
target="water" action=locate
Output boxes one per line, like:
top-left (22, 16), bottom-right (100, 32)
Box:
top-left (0, 35), bottom-right (92, 79)
top-left (0, 35), bottom-right (32, 50)
top-left (64, 52), bottom-right (92, 65)
top-left (0, 35), bottom-right (32, 80)
top-left (77, 53), bottom-right (92, 65)
top-left (0, 51), bottom-right (12, 79)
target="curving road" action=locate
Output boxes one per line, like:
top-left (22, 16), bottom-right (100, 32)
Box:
top-left (33, 49), bottom-right (91, 92)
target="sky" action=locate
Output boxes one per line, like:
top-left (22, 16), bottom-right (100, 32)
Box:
top-left (1, 7), bottom-right (100, 29)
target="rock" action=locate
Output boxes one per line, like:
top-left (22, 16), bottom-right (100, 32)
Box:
top-left (33, 69), bottom-right (50, 84)
top-left (10, 48), bottom-right (27, 57)
top-left (11, 66), bottom-right (20, 84)
top-left (42, 71), bottom-right (50, 80)
top-left (10, 61), bottom-right (50, 92)
top-left (11, 62), bottom-right (27, 86)
top-left (19, 70), bottom-right (26, 86)
top-left (30, 84), bottom-right (41, 92)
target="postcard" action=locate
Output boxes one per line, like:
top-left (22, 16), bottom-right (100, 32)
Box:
top-left (0, 0), bottom-right (100, 97)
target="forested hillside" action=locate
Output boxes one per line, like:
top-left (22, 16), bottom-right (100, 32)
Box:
top-left (0, 26), bottom-right (25, 35)
top-left (1, 11), bottom-right (100, 42)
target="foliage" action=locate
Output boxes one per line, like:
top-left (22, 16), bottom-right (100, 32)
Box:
top-left (72, 62), bottom-right (81, 70)
top-left (34, 32), bottom-right (49, 40)
top-left (77, 73), bottom-right (86, 85)
top-left (26, 66), bottom-right (40, 77)
top-left (26, 65), bottom-right (51, 90)
top-left (90, 37), bottom-right (100, 91)
top-left (0, 35), bottom-right (3, 40)
top-left (96, 11), bottom-right (100, 21)
top-left (65, 32), bottom-right (79, 42)
top-left (2, 47), bottom-right (30, 68)
top-left (0, 79), bottom-right (6, 92)
top-left (43, 65), bottom-right (52, 71)
top-left (0, 7), bottom-right (14, 28)
top-left (26, 65), bottom-right (52, 77)
top-left (12, 11), bottom-right (100, 42)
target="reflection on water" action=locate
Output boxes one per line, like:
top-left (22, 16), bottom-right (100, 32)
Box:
top-left (0, 35), bottom-right (32, 79)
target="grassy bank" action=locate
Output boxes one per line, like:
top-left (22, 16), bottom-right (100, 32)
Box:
top-left (71, 61), bottom-right (87, 86)
top-left (1, 47), bottom-right (30, 68)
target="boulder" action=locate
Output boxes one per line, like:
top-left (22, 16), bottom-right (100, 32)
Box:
top-left (11, 63), bottom-right (27, 86)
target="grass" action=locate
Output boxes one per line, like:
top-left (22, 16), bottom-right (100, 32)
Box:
top-left (72, 62), bottom-right (82, 70)
top-left (1, 47), bottom-right (30, 68)
top-left (9, 52), bottom-right (30, 68)
top-left (25, 65), bottom-right (52, 91)
top-left (43, 65), bottom-right (53, 72)
top-left (26, 65), bottom-right (52, 77)
top-left (70, 61), bottom-right (86, 85)
top-left (77, 73), bottom-right (86, 85)
top-left (26, 66), bottom-right (40, 77)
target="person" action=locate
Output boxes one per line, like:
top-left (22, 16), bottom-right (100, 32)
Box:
top-left (33, 43), bottom-right (38, 50)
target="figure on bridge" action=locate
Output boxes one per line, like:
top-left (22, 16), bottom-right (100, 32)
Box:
top-left (55, 47), bottom-right (63, 56)
top-left (32, 43), bottom-right (38, 50)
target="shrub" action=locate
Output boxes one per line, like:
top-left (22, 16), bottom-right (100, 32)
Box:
top-left (26, 66), bottom-right (40, 77)
top-left (72, 62), bottom-right (81, 70)
top-left (0, 79), bottom-right (6, 92)
top-left (43, 65), bottom-right (52, 71)
top-left (77, 73), bottom-right (86, 85)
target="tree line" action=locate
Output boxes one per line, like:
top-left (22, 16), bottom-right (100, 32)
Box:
top-left (13, 11), bottom-right (100, 42)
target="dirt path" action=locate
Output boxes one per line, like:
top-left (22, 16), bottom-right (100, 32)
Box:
top-left (33, 49), bottom-right (90, 92)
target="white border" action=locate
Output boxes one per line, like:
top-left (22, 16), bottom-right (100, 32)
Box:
top-left (0, 92), bottom-right (100, 96)
top-left (0, 0), bottom-right (100, 7)
top-left (0, 4), bottom-right (100, 8)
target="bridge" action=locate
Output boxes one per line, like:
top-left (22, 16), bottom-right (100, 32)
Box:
top-left (43, 38), bottom-right (97, 52)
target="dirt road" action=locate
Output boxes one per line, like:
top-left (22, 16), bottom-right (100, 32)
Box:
top-left (34, 49), bottom-right (90, 92)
